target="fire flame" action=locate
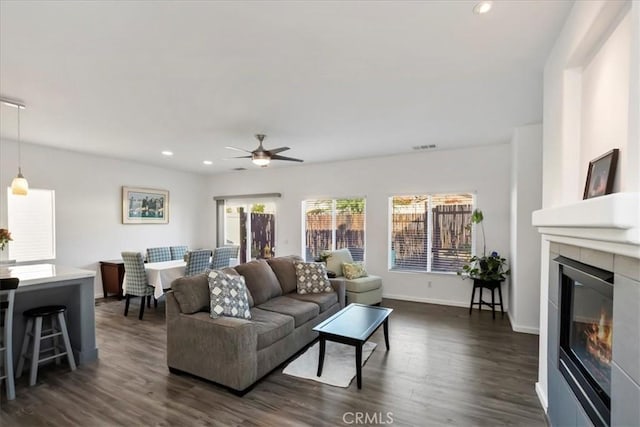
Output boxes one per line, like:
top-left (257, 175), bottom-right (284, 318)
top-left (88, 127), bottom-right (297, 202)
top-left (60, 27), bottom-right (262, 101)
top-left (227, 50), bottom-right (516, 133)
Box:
top-left (585, 310), bottom-right (612, 365)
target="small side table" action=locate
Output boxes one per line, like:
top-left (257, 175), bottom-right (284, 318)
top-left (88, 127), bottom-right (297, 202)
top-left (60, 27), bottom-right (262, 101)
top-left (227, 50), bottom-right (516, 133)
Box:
top-left (469, 279), bottom-right (504, 319)
top-left (100, 260), bottom-right (125, 299)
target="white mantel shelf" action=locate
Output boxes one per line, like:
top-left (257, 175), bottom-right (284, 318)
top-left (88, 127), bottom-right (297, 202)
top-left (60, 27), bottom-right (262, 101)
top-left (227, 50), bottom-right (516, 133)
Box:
top-left (532, 192), bottom-right (640, 259)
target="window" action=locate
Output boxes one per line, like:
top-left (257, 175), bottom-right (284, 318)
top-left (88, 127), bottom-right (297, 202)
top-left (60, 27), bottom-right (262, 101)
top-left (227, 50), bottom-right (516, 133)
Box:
top-left (390, 193), bottom-right (473, 273)
top-left (222, 200), bottom-right (276, 263)
top-left (7, 188), bottom-right (56, 262)
top-left (303, 198), bottom-right (365, 261)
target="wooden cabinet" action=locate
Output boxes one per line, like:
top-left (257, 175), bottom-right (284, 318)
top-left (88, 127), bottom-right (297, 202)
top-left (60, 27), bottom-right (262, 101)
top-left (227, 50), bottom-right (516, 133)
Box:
top-left (100, 260), bottom-right (125, 299)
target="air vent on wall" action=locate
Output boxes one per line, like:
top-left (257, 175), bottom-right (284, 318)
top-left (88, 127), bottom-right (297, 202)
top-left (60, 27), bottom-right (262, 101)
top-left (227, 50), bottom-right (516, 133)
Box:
top-left (412, 144), bottom-right (437, 150)
top-left (232, 167), bottom-right (247, 171)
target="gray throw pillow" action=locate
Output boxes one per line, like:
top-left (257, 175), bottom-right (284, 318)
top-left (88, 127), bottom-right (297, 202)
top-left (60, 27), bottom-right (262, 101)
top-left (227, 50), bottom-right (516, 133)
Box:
top-left (294, 261), bottom-right (333, 294)
top-left (207, 270), bottom-right (251, 320)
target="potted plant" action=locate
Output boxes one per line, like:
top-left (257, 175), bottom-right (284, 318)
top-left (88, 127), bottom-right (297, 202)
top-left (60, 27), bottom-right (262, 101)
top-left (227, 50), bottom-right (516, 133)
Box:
top-left (457, 209), bottom-right (510, 282)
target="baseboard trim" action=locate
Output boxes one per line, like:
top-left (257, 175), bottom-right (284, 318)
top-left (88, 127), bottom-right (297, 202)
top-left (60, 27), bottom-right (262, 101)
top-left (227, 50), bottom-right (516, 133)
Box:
top-left (535, 381), bottom-right (548, 412)
top-left (507, 312), bottom-right (540, 335)
top-left (383, 294), bottom-right (472, 308)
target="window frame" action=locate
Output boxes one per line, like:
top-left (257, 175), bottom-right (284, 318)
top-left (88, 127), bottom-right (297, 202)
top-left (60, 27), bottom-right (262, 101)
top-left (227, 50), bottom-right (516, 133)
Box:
top-left (301, 197), bottom-right (366, 261)
top-left (388, 192), bottom-right (475, 274)
top-left (7, 187), bottom-right (56, 263)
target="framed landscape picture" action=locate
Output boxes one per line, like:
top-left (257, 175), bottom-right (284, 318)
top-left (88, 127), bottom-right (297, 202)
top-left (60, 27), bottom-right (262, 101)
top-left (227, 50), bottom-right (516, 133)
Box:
top-left (122, 186), bottom-right (169, 224)
top-left (583, 149), bottom-right (619, 199)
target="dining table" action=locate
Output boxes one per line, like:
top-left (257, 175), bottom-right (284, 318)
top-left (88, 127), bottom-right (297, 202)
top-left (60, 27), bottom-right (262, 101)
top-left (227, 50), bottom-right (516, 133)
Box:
top-left (123, 259), bottom-right (186, 299)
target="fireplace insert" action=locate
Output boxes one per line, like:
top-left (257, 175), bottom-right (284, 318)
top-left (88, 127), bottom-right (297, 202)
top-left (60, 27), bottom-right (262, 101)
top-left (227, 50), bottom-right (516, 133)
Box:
top-left (556, 256), bottom-right (614, 427)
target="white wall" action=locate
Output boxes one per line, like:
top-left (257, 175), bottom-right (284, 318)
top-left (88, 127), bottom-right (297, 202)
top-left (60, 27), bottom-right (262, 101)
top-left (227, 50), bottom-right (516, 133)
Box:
top-left (509, 124), bottom-right (542, 334)
top-left (538, 0), bottom-right (639, 411)
top-left (207, 143), bottom-right (512, 308)
top-left (580, 12), bottom-right (631, 194)
top-left (0, 140), bottom-right (212, 296)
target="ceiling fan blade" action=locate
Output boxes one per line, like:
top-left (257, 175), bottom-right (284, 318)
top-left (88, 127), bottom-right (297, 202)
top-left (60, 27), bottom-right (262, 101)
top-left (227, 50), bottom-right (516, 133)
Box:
top-left (225, 146), bottom-right (253, 153)
top-left (271, 154), bottom-right (304, 162)
top-left (223, 155), bottom-right (252, 160)
top-left (267, 146), bottom-right (290, 154)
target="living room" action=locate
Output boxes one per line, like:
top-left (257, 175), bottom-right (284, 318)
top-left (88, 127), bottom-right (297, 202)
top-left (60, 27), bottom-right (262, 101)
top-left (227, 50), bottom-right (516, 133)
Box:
top-left (1, 1), bottom-right (638, 426)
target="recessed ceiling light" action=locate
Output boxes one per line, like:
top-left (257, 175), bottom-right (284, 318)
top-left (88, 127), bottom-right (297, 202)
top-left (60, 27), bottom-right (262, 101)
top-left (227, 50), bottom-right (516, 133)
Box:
top-left (161, 150), bottom-right (173, 156)
top-left (473, 1), bottom-right (493, 14)
top-left (203, 160), bottom-right (213, 165)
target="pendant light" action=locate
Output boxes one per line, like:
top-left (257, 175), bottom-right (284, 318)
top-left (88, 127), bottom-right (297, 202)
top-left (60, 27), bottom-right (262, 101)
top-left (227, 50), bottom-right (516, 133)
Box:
top-left (1, 98), bottom-right (28, 195)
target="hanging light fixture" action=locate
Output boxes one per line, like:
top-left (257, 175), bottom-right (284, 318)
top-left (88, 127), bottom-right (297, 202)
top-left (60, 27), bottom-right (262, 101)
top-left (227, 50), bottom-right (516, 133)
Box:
top-left (1, 98), bottom-right (28, 195)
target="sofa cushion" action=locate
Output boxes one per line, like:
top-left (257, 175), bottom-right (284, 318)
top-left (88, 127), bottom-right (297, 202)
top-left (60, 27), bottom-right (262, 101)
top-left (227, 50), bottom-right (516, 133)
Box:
top-left (326, 248), bottom-right (353, 277)
top-left (344, 275), bottom-right (383, 293)
top-left (250, 307), bottom-right (295, 350)
top-left (208, 270), bottom-right (252, 320)
top-left (234, 259), bottom-right (282, 306)
top-left (294, 261), bottom-right (333, 294)
top-left (170, 273), bottom-right (209, 314)
top-left (267, 255), bottom-right (302, 294)
top-left (287, 291), bottom-right (338, 313)
top-left (342, 261), bottom-right (367, 279)
top-left (217, 267), bottom-right (253, 306)
top-left (257, 296), bottom-right (320, 328)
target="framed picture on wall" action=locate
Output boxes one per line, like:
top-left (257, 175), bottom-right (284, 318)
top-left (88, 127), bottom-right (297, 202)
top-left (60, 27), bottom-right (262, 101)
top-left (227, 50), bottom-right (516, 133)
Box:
top-left (583, 149), bottom-right (619, 199)
top-left (122, 186), bottom-right (169, 224)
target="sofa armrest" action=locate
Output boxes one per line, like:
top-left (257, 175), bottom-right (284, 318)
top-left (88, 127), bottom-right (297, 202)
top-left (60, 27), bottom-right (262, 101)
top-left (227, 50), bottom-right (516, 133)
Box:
top-left (329, 277), bottom-right (346, 308)
top-left (166, 291), bottom-right (258, 391)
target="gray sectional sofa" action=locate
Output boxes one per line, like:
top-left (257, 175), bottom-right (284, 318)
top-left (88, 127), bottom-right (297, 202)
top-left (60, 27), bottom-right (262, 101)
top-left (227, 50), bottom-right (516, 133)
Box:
top-left (166, 255), bottom-right (345, 393)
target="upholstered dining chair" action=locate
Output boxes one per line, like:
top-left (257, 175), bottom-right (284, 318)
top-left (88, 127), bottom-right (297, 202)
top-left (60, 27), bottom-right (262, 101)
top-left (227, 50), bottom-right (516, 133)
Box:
top-left (210, 245), bottom-right (240, 269)
top-left (170, 245), bottom-right (188, 261)
top-left (146, 247), bottom-right (171, 263)
top-left (184, 249), bottom-right (213, 276)
top-left (121, 252), bottom-right (156, 320)
top-left (0, 277), bottom-right (19, 400)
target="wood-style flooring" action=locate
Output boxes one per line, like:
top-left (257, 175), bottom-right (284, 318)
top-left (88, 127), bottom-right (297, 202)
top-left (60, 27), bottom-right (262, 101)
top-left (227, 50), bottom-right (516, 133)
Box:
top-left (1, 298), bottom-right (547, 426)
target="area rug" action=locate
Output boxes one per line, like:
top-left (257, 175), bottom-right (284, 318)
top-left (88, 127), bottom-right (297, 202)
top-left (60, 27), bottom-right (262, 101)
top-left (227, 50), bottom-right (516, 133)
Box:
top-left (283, 341), bottom-right (377, 387)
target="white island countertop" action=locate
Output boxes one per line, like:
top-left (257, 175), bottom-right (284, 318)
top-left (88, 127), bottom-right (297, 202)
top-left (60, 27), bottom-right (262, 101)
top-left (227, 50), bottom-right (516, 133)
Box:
top-left (0, 263), bottom-right (95, 288)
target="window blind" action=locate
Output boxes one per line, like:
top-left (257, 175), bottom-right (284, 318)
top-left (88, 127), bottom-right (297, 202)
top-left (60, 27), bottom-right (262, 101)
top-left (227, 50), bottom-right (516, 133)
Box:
top-left (8, 188), bottom-right (56, 262)
top-left (390, 193), bottom-right (473, 273)
top-left (303, 198), bottom-right (366, 262)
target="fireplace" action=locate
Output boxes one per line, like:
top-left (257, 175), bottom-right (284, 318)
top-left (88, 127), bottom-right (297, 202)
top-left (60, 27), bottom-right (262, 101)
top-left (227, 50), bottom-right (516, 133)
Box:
top-left (557, 256), bottom-right (614, 427)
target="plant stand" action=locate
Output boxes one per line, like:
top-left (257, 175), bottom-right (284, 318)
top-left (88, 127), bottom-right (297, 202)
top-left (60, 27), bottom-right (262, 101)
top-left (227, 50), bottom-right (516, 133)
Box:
top-left (469, 279), bottom-right (504, 319)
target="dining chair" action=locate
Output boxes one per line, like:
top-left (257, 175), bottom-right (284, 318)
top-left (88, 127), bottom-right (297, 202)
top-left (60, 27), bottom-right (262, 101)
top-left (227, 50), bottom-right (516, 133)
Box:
top-left (184, 249), bottom-right (213, 276)
top-left (121, 252), bottom-right (156, 320)
top-left (0, 277), bottom-right (19, 400)
top-left (210, 245), bottom-right (240, 269)
top-left (170, 245), bottom-right (188, 261)
top-left (146, 247), bottom-right (171, 263)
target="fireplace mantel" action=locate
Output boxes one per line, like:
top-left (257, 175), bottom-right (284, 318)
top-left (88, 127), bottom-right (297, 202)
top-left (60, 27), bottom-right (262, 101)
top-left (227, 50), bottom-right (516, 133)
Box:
top-left (532, 192), bottom-right (640, 259)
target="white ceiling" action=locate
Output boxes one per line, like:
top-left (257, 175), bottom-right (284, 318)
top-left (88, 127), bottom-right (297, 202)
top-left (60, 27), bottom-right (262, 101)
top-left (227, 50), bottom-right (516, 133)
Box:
top-left (0, 0), bottom-right (573, 174)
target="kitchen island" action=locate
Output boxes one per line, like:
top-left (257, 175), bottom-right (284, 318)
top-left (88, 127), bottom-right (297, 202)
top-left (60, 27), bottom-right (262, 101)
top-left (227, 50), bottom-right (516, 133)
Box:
top-left (0, 263), bottom-right (98, 367)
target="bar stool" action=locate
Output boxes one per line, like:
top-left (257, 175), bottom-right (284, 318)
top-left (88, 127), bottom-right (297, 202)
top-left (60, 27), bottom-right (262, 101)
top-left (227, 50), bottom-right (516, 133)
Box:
top-left (0, 277), bottom-right (19, 400)
top-left (16, 305), bottom-right (76, 386)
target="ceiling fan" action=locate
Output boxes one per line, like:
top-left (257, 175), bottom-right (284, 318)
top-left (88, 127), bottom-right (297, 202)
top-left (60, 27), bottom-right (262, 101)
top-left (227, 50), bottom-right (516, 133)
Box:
top-left (225, 134), bottom-right (304, 167)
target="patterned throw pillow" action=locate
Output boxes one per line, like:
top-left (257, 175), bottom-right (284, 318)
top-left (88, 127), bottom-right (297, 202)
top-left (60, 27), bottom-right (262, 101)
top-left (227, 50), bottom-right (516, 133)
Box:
top-left (294, 262), bottom-right (333, 294)
top-left (207, 270), bottom-right (251, 320)
top-left (342, 262), bottom-right (367, 280)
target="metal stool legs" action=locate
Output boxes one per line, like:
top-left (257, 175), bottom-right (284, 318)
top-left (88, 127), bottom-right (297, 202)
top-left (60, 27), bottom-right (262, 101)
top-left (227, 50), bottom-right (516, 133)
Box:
top-left (16, 309), bottom-right (76, 386)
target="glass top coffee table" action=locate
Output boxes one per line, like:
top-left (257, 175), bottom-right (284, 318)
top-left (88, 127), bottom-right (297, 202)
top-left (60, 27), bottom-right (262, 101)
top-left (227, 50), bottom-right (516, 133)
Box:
top-left (313, 303), bottom-right (393, 389)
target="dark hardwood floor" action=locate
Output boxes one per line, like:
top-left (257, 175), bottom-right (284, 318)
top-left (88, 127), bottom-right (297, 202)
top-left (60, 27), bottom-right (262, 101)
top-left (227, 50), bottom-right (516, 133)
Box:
top-left (1, 298), bottom-right (546, 426)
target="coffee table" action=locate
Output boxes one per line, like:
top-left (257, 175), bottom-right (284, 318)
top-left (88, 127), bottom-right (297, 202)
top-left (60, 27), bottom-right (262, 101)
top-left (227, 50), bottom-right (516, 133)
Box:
top-left (313, 303), bottom-right (393, 389)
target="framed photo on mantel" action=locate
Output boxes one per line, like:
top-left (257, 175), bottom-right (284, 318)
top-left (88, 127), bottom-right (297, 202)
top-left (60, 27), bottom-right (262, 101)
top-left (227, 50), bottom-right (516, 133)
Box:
top-left (583, 149), bottom-right (619, 200)
top-left (122, 186), bottom-right (169, 224)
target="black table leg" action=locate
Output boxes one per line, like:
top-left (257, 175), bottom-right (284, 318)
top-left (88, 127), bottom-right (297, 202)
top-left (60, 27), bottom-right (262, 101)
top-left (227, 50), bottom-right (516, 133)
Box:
top-left (317, 336), bottom-right (326, 377)
top-left (356, 342), bottom-right (363, 389)
top-left (491, 287), bottom-right (496, 319)
top-left (383, 318), bottom-right (390, 350)
top-left (497, 283), bottom-right (504, 318)
top-left (469, 283), bottom-right (476, 314)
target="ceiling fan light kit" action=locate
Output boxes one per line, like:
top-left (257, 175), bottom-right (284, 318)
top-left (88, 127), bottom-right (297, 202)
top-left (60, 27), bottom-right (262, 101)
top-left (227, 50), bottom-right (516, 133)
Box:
top-left (226, 134), bottom-right (304, 167)
top-left (1, 97), bottom-right (29, 195)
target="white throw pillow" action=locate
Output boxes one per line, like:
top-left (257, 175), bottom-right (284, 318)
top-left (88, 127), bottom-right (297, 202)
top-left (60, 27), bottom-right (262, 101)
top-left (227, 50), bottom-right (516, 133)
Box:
top-left (207, 270), bottom-right (251, 320)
